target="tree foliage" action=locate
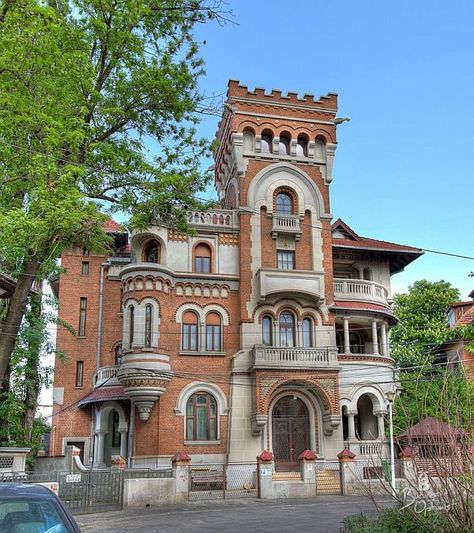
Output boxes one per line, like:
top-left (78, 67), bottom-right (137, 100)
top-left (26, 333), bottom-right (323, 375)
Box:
top-left (0, 0), bottom-right (228, 386)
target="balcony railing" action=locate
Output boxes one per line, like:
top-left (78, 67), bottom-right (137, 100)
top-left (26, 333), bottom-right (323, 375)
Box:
top-left (93, 366), bottom-right (120, 388)
top-left (344, 440), bottom-right (388, 457)
top-left (187, 209), bottom-right (239, 230)
top-left (271, 215), bottom-right (301, 239)
top-left (252, 345), bottom-right (338, 369)
top-left (333, 279), bottom-right (389, 305)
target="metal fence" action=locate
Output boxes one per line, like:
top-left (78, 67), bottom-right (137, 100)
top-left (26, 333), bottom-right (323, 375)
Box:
top-left (188, 463), bottom-right (257, 500)
top-left (315, 461), bottom-right (342, 495)
top-left (0, 468), bottom-right (173, 512)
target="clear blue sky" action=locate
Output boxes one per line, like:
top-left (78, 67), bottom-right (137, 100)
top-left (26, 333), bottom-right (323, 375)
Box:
top-left (192, 0), bottom-right (474, 299)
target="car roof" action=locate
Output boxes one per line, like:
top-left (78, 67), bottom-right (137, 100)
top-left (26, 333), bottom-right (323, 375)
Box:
top-left (0, 483), bottom-right (54, 499)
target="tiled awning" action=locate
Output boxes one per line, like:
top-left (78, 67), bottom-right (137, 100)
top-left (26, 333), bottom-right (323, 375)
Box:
top-left (78, 386), bottom-right (128, 407)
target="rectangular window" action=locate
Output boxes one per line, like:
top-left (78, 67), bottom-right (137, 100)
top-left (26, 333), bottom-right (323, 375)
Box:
top-left (81, 261), bottom-right (90, 276)
top-left (78, 298), bottom-right (87, 336)
top-left (195, 256), bottom-right (211, 273)
top-left (82, 248), bottom-right (89, 256)
top-left (75, 361), bottom-right (84, 387)
top-left (277, 250), bottom-right (295, 270)
top-left (182, 324), bottom-right (198, 351)
top-left (206, 325), bottom-right (221, 351)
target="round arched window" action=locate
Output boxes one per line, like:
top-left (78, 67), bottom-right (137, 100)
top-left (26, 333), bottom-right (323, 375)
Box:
top-left (279, 312), bottom-right (295, 347)
top-left (275, 192), bottom-right (293, 215)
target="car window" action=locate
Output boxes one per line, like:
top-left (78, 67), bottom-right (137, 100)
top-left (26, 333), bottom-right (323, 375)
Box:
top-left (0, 499), bottom-right (72, 533)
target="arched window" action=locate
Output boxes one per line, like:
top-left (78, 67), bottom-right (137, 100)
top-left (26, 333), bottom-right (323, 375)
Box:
top-left (261, 131), bottom-right (273, 153)
top-left (275, 192), bottom-right (293, 215)
top-left (114, 344), bottom-right (123, 366)
top-left (296, 135), bottom-right (308, 157)
top-left (129, 306), bottom-right (135, 348)
top-left (243, 128), bottom-right (255, 151)
top-left (302, 318), bottom-right (313, 347)
top-left (194, 243), bottom-right (212, 273)
top-left (279, 312), bottom-right (295, 347)
top-left (112, 411), bottom-right (120, 447)
top-left (350, 332), bottom-right (362, 354)
top-left (262, 315), bottom-right (273, 346)
top-left (206, 312), bottom-right (222, 352)
top-left (182, 311), bottom-right (199, 351)
top-left (186, 392), bottom-right (217, 441)
top-left (144, 241), bottom-right (160, 263)
top-left (314, 138), bottom-right (326, 160)
top-left (144, 304), bottom-right (153, 348)
top-left (278, 133), bottom-right (291, 155)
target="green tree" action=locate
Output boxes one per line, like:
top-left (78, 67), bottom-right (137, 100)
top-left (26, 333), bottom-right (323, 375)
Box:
top-left (389, 280), bottom-right (474, 433)
top-left (0, 0), bottom-right (228, 387)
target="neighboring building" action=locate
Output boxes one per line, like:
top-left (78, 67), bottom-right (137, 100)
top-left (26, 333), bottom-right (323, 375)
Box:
top-left (435, 291), bottom-right (474, 380)
top-left (50, 81), bottom-right (422, 471)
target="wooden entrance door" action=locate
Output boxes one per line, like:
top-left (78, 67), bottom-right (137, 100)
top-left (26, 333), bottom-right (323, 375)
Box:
top-left (272, 396), bottom-right (310, 471)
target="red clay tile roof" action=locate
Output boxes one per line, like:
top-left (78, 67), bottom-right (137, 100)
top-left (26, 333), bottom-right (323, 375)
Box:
top-left (398, 416), bottom-right (465, 439)
top-left (332, 301), bottom-right (395, 314)
top-left (78, 386), bottom-right (127, 406)
top-left (103, 219), bottom-right (124, 233)
top-left (456, 306), bottom-right (474, 327)
top-left (331, 218), bottom-right (422, 254)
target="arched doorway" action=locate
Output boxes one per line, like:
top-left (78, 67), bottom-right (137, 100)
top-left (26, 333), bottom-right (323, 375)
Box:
top-left (272, 396), bottom-right (310, 471)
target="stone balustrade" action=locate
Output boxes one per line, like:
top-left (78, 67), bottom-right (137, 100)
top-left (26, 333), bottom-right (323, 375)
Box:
top-left (93, 366), bottom-right (120, 388)
top-left (252, 345), bottom-right (338, 369)
top-left (333, 279), bottom-right (389, 305)
top-left (271, 215), bottom-right (301, 239)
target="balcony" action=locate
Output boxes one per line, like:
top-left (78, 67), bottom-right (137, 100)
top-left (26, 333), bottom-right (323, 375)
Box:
top-left (251, 345), bottom-right (339, 370)
top-left (333, 279), bottom-right (389, 306)
top-left (344, 440), bottom-right (389, 457)
top-left (93, 366), bottom-right (120, 388)
top-left (257, 268), bottom-right (323, 302)
top-left (271, 215), bottom-right (301, 240)
top-left (187, 209), bottom-right (239, 232)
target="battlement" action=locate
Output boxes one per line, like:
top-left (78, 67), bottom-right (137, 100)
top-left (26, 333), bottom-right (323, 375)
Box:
top-left (227, 79), bottom-right (338, 110)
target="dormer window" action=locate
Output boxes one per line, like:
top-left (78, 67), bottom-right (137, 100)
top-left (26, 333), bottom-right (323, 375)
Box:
top-left (275, 192), bottom-right (293, 215)
top-left (144, 241), bottom-right (160, 263)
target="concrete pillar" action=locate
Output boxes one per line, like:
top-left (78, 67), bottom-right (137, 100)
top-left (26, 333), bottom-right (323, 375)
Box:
top-left (381, 322), bottom-right (388, 356)
top-left (119, 429), bottom-right (128, 459)
top-left (257, 451), bottom-right (274, 499)
top-left (374, 412), bottom-right (385, 440)
top-left (343, 317), bottom-right (350, 354)
top-left (398, 448), bottom-right (416, 487)
top-left (346, 410), bottom-right (357, 440)
top-left (337, 448), bottom-right (357, 496)
top-left (299, 450), bottom-right (316, 484)
top-left (93, 430), bottom-right (106, 469)
top-left (171, 452), bottom-right (192, 504)
top-left (372, 320), bottom-right (379, 355)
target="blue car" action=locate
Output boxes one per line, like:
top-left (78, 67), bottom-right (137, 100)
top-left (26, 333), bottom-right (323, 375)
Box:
top-left (0, 483), bottom-right (81, 533)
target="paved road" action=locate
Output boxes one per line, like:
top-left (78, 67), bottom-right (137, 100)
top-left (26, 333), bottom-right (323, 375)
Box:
top-left (76, 496), bottom-right (390, 533)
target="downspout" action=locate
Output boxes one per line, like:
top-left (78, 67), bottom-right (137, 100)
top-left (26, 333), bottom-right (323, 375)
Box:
top-left (95, 263), bottom-right (106, 371)
top-left (225, 368), bottom-right (234, 464)
top-left (127, 400), bottom-right (135, 468)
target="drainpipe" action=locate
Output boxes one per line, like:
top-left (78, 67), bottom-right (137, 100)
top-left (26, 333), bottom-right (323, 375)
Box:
top-left (96, 263), bottom-right (106, 371)
top-left (127, 400), bottom-right (135, 468)
top-left (225, 372), bottom-right (234, 465)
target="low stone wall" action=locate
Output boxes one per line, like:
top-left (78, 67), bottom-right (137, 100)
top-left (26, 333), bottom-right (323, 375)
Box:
top-left (272, 480), bottom-right (316, 499)
top-left (123, 478), bottom-right (177, 508)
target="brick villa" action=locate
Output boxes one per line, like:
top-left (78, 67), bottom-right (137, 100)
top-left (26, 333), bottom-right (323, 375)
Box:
top-left (50, 80), bottom-right (422, 471)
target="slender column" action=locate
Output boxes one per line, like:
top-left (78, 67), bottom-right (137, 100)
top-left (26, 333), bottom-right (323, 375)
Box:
top-left (297, 321), bottom-right (303, 347)
top-left (357, 266), bottom-right (364, 280)
top-left (375, 412), bottom-right (385, 439)
top-left (346, 410), bottom-right (357, 440)
top-left (275, 322), bottom-right (280, 347)
top-left (200, 321), bottom-right (206, 352)
top-left (380, 323), bottom-right (388, 356)
top-left (94, 430), bottom-right (106, 468)
top-left (372, 320), bottom-right (379, 355)
top-left (119, 429), bottom-right (128, 458)
top-left (343, 317), bottom-right (350, 354)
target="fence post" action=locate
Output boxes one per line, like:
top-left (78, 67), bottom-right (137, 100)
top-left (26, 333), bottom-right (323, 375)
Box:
top-left (338, 448), bottom-right (356, 495)
top-left (298, 450), bottom-right (316, 484)
top-left (171, 452), bottom-right (191, 503)
top-left (257, 450), bottom-right (274, 500)
top-left (399, 447), bottom-right (416, 486)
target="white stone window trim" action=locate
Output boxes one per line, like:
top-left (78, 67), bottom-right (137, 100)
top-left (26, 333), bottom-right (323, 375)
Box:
top-left (175, 381), bottom-right (228, 442)
top-left (347, 383), bottom-right (387, 413)
top-left (184, 440), bottom-right (221, 446)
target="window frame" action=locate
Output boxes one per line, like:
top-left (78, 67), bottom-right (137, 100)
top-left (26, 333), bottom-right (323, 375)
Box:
top-left (275, 192), bottom-right (293, 215)
top-left (205, 313), bottom-right (222, 352)
top-left (277, 250), bottom-right (295, 270)
top-left (302, 317), bottom-right (313, 347)
top-left (262, 315), bottom-right (273, 346)
top-left (194, 243), bottom-right (212, 274)
top-left (144, 304), bottom-right (153, 348)
top-left (186, 392), bottom-right (218, 442)
top-left (144, 240), bottom-right (160, 263)
top-left (78, 298), bottom-right (87, 337)
top-left (279, 312), bottom-right (296, 347)
top-left (129, 305), bottom-right (135, 347)
top-left (75, 360), bottom-right (84, 387)
top-left (182, 312), bottom-right (199, 352)
top-left (81, 261), bottom-right (90, 276)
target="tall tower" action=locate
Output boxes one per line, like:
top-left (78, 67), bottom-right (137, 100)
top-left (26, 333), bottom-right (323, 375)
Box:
top-left (215, 81), bottom-right (344, 462)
